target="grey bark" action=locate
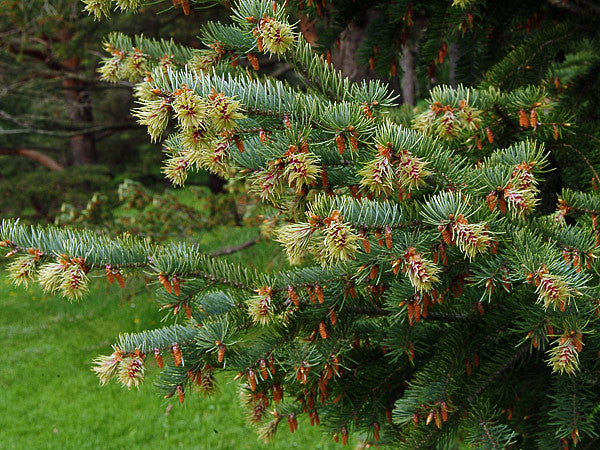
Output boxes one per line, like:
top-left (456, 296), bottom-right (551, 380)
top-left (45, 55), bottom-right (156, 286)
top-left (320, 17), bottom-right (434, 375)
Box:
top-left (331, 12), bottom-right (378, 83)
top-left (448, 43), bottom-right (459, 87)
top-left (400, 39), bottom-right (418, 105)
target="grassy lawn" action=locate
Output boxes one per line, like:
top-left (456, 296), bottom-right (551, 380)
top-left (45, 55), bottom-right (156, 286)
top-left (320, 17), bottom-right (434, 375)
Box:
top-left (0, 258), bottom-right (349, 449)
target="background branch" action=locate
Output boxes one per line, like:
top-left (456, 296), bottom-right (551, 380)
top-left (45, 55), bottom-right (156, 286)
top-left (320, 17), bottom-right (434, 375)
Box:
top-left (0, 148), bottom-right (64, 171)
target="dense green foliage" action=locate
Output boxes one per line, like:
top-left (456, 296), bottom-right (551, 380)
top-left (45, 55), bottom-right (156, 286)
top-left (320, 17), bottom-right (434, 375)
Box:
top-left (3, 0), bottom-right (600, 448)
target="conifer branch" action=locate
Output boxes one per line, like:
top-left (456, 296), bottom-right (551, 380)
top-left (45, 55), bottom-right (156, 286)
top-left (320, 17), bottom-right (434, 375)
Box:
top-left (5, 0), bottom-right (600, 445)
top-left (0, 148), bottom-right (64, 171)
top-left (0, 123), bottom-right (137, 138)
top-left (559, 142), bottom-right (600, 189)
top-left (116, 324), bottom-right (199, 354)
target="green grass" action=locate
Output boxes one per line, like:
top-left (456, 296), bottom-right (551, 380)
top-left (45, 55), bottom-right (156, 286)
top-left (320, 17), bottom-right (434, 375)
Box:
top-left (0, 275), bottom-right (348, 449)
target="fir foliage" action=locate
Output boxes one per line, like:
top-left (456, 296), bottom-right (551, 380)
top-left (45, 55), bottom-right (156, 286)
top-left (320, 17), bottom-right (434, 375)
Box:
top-left (3, 0), bottom-right (600, 448)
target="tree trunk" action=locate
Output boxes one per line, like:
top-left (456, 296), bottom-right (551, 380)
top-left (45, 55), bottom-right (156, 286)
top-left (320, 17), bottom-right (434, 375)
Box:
top-left (400, 39), bottom-right (417, 105)
top-left (448, 43), bottom-right (459, 87)
top-left (400, 17), bottom-right (428, 106)
top-left (61, 57), bottom-right (97, 165)
top-left (58, 28), bottom-right (97, 166)
top-left (331, 12), bottom-right (378, 83)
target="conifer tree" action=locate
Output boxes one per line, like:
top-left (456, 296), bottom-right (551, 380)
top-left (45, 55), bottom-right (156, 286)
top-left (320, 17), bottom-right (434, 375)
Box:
top-left (3, 0), bottom-right (600, 447)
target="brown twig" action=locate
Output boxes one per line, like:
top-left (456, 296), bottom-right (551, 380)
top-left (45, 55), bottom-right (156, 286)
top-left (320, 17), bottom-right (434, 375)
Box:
top-left (0, 148), bottom-right (64, 171)
top-left (210, 237), bottom-right (261, 256)
top-left (560, 142), bottom-right (600, 188)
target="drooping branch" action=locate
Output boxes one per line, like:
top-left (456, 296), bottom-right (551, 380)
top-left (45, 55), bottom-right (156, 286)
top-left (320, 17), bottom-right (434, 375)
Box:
top-left (0, 148), bottom-right (64, 171)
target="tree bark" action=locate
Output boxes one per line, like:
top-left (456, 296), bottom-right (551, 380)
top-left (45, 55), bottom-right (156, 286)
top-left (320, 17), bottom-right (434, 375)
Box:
top-left (400, 17), bottom-right (428, 106)
top-left (400, 39), bottom-right (417, 105)
top-left (448, 43), bottom-right (459, 87)
top-left (58, 28), bottom-right (97, 166)
top-left (331, 12), bottom-right (377, 83)
top-left (61, 56), bottom-right (97, 165)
